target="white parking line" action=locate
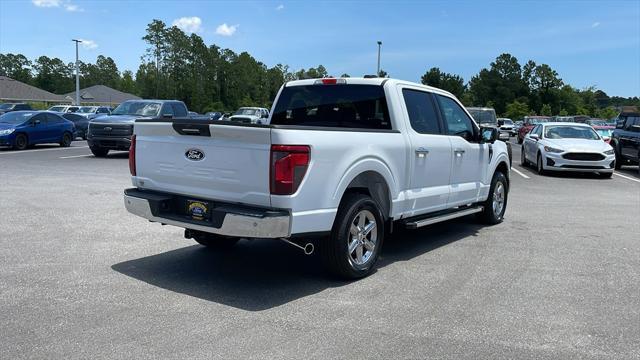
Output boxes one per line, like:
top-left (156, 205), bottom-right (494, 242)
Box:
top-left (59, 154), bottom-right (94, 159)
top-left (0, 146), bottom-right (89, 155)
top-left (614, 172), bottom-right (640, 183)
top-left (511, 167), bottom-right (530, 179)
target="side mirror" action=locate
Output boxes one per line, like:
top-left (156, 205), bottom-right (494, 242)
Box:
top-left (497, 120), bottom-right (504, 126)
top-left (480, 127), bottom-right (499, 144)
top-left (530, 133), bottom-right (540, 141)
top-left (33, 119), bottom-right (41, 126)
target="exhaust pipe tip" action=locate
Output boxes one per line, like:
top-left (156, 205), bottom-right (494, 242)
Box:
top-left (303, 243), bottom-right (314, 255)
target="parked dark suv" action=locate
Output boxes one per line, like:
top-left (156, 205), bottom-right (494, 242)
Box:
top-left (0, 103), bottom-right (32, 115)
top-left (610, 111), bottom-right (640, 171)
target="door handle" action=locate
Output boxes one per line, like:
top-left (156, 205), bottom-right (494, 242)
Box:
top-left (415, 147), bottom-right (429, 158)
top-left (454, 149), bottom-right (465, 157)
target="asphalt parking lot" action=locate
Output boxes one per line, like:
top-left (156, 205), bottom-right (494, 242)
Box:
top-left (1, 140), bottom-right (638, 359)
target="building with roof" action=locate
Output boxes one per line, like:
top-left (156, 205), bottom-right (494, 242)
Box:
top-left (0, 76), bottom-right (67, 103)
top-left (63, 85), bottom-right (140, 106)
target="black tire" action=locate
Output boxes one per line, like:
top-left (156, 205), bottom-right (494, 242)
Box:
top-left (321, 193), bottom-right (385, 279)
top-left (536, 153), bottom-right (546, 175)
top-left (90, 146), bottom-right (109, 157)
top-left (479, 171), bottom-right (508, 224)
top-left (520, 146), bottom-right (527, 166)
top-left (60, 132), bottom-right (72, 147)
top-left (598, 172), bottom-right (613, 179)
top-left (506, 142), bottom-right (513, 166)
top-left (193, 233), bottom-right (239, 250)
top-left (14, 133), bottom-right (28, 150)
top-left (613, 142), bottom-right (622, 169)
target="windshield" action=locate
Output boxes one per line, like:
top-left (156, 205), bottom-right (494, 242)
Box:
top-left (112, 101), bottom-right (161, 116)
top-left (0, 111), bottom-right (33, 125)
top-left (467, 108), bottom-right (497, 125)
top-left (587, 120), bottom-right (607, 126)
top-left (544, 125), bottom-right (600, 140)
top-left (234, 108), bottom-right (258, 116)
top-left (526, 117), bottom-right (551, 125)
top-left (48, 106), bottom-right (66, 112)
top-left (78, 106), bottom-right (97, 113)
top-left (501, 119), bottom-right (513, 125)
top-left (0, 104), bottom-right (14, 110)
top-left (595, 128), bottom-right (613, 138)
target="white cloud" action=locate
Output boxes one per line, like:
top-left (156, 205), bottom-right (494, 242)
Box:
top-left (32, 0), bottom-right (83, 12)
top-left (32, 0), bottom-right (61, 7)
top-left (64, 3), bottom-right (83, 12)
top-left (78, 39), bottom-right (98, 50)
top-left (215, 23), bottom-right (238, 36)
top-left (591, 22), bottom-right (600, 28)
top-left (276, 4), bottom-right (284, 10)
top-left (172, 16), bottom-right (203, 34)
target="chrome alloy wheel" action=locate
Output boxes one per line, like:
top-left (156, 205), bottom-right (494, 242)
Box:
top-left (347, 209), bottom-right (377, 266)
top-left (492, 182), bottom-right (505, 217)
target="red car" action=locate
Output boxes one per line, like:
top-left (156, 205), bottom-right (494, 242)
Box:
top-left (592, 125), bottom-right (615, 143)
top-left (517, 116), bottom-right (552, 144)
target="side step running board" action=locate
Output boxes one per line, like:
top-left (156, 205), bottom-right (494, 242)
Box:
top-left (404, 206), bottom-right (483, 229)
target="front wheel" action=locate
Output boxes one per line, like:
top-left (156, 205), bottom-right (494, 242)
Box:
top-left (479, 171), bottom-right (508, 224)
top-left (520, 146), bottom-right (527, 166)
top-left (537, 153), bottom-right (546, 175)
top-left (60, 132), bottom-right (72, 147)
top-left (90, 146), bottom-right (109, 157)
top-left (613, 143), bottom-right (622, 169)
top-left (14, 133), bottom-right (28, 150)
top-left (321, 193), bottom-right (385, 279)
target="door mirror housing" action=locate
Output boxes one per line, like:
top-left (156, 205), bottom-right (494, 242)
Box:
top-left (480, 127), bottom-right (499, 144)
top-left (33, 119), bottom-right (41, 126)
top-left (530, 133), bottom-right (540, 141)
top-left (261, 112), bottom-right (269, 119)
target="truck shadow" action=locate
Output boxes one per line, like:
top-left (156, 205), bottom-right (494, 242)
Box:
top-left (111, 218), bottom-right (481, 311)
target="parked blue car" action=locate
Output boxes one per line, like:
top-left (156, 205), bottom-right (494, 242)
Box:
top-left (0, 111), bottom-right (75, 150)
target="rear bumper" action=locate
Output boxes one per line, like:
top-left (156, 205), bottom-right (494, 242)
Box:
top-left (123, 188), bottom-right (291, 238)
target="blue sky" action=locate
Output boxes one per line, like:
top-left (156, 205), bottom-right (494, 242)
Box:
top-left (1, 0), bottom-right (638, 96)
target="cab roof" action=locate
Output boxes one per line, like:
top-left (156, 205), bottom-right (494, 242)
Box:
top-left (284, 77), bottom-right (457, 98)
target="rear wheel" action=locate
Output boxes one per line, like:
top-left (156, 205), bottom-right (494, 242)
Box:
top-left (191, 231), bottom-right (239, 250)
top-left (520, 146), bottom-right (527, 166)
top-left (613, 142), bottom-right (622, 169)
top-left (90, 146), bottom-right (109, 157)
top-left (479, 171), bottom-right (508, 224)
top-left (60, 132), bottom-right (72, 147)
top-left (321, 193), bottom-right (385, 279)
top-left (14, 133), bottom-right (28, 150)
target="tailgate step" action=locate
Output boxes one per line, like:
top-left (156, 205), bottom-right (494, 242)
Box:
top-left (403, 206), bottom-right (483, 229)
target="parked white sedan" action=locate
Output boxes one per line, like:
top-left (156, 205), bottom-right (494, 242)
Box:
top-left (521, 122), bottom-right (615, 178)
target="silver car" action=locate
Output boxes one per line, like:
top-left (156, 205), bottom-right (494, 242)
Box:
top-left (521, 122), bottom-right (615, 177)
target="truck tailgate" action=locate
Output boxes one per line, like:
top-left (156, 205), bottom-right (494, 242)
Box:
top-left (133, 122), bottom-right (272, 207)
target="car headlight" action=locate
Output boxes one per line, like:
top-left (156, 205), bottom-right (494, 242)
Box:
top-left (0, 128), bottom-right (15, 135)
top-left (604, 149), bottom-right (614, 155)
top-left (544, 146), bottom-right (563, 153)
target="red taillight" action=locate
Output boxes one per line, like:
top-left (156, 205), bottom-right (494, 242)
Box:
top-left (270, 145), bottom-right (310, 195)
top-left (129, 134), bottom-right (136, 176)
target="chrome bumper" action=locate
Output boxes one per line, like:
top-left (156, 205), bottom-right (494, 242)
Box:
top-left (124, 194), bottom-right (291, 238)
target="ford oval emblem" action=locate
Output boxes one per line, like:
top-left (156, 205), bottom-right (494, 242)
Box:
top-left (185, 149), bottom-right (205, 161)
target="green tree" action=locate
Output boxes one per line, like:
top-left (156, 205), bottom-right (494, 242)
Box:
top-left (420, 67), bottom-right (465, 98)
top-left (540, 104), bottom-right (552, 116)
top-left (0, 53), bottom-right (32, 83)
top-left (120, 70), bottom-right (135, 94)
top-left (504, 100), bottom-right (530, 120)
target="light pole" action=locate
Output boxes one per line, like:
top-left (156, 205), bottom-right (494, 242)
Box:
top-left (376, 41), bottom-right (382, 76)
top-left (72, 39), bottom-right (82, 106)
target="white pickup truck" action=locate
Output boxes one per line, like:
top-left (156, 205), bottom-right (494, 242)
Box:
top-left (124, 77), bottom-right (510, 279)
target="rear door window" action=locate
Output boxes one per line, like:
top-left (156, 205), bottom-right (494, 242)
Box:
top-left (402, 89), bottom-right (441, 134)
top-left (271, 84), bottom-right (391, 129)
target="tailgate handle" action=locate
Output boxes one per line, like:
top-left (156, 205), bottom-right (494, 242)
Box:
top-left (172, 123), bottom-right (211, 136)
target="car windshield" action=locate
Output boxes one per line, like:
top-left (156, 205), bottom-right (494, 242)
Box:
top-left (0, 104), bottom-right (14, 110)
top-left (544, 125), bottom-right (600, 140)
top-left (78, 106), bottom-right (97, 113)
top-left (234, 108), bottom-right (258, 116)
top-left (595, 128), bottom-right (613, 138)
top-left (0, 111), bottom-right (33, 125)
top-left (501, 119), bottom-right (513, 125)
top-left (467, 109), bottom-right (497, 125)
top-left (526, 117), bottom-right (551, 125)
top-left (587, 120), bottom-right (607, 126)
top-left (48, 106), bottom-right (66, 112)
top-left (111, 102), bottom-right (161, 116)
